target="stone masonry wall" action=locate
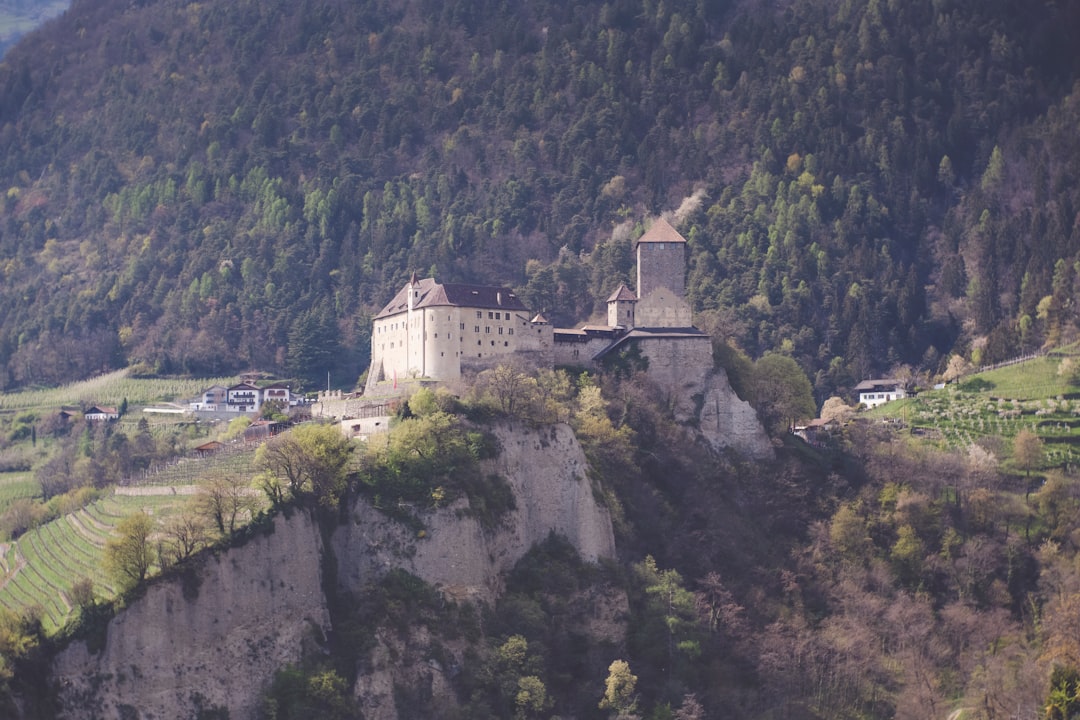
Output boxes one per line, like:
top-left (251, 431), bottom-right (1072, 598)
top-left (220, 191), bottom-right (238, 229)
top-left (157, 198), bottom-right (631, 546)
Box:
top-left (635, 336), bottom-right (774, 461)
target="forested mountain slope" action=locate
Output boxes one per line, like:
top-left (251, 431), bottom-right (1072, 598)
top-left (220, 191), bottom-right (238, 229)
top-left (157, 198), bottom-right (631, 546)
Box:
top-left (0, 0), bottom-right (1079, 394)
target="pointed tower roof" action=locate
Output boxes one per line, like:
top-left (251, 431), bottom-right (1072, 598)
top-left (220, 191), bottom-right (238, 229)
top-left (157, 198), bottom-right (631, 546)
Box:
top-left (635, 216), bottom-right (687, 247)
top-left (409, 270), bottom-right (419, 284)
top-left (530, 312), bottom-right (549, 324)
top-left (606, 283), bottom-right (637, 302)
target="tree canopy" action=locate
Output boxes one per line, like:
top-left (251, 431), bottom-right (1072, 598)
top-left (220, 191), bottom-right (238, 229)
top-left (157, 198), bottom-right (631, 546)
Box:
top-left (0, 0), bottom-right (1077, 397)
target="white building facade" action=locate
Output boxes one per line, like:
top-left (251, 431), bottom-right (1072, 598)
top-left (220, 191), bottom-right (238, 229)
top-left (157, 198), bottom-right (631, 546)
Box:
top-left (366, 275), bottom-right (553, 394)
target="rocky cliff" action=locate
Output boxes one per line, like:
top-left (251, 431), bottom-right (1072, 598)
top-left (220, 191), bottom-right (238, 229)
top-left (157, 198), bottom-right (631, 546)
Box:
top-left (49, 422), bottom-right (617, 719)
top-left (333, 422), bottom-right (615, 605)
top-left (634, 336), bottom-right (774, 461)
top-left (52, 511), bottom-right (331, 719)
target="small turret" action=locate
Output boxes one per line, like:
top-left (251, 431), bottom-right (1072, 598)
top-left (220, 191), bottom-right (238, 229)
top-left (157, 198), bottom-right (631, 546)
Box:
top-left (606, 283), bottom-right (637, 328)
top-left (407, 271), bottom-right (419, 312)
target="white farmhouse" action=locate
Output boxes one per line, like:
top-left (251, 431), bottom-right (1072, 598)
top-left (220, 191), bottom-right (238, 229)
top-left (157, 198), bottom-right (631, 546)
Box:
top-left (854, 378), bottom-right (907, 408)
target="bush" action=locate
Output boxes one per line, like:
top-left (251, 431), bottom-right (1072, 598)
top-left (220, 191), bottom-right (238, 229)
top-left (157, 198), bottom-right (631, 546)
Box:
top-left (959, 377), bottom-right (995, 393)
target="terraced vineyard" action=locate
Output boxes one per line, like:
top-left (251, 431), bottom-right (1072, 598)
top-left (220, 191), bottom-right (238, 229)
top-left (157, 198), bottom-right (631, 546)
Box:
top-left (0, 442), bottom-right (266, 633)
top-left (0, 492), bottom-right (195, 633)
top-left (0, 369), bottom-right (239, 411)
top-left (872, 353), bottom-right (1080, 471)
top-left (0, 471), bottom-right (40, 513)
top-left (126, 444), bottom-right (260, 487)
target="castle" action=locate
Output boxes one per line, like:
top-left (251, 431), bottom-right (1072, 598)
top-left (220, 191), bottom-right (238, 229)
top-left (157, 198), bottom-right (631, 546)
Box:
top-left (364, 217), bottom-right (708, 394)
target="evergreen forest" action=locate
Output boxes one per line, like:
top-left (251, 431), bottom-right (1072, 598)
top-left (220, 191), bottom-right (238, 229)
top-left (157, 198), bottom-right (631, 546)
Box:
top-left (1, 0), bottom-right (1080, 394)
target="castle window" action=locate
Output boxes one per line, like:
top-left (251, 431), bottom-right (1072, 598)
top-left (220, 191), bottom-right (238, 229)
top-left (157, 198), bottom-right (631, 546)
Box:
top-left (504, 341), bottom-right (508, 347)
top-left (460, 323), bottom-right (465, 330)
top-left (508, 328), bottom-right (513, 335)
top-left (485, 327), bottom-right (490, 333)
top-left (440, 352), bottom-right (444, 357)
top-left (476, 311), bottom-right (482, 318)
top-left (474, 326), bottom-right (480, 333)
top-left (498, 327), bottom-right (503, 335)
top-left (495, 312), bottom-right (501, 319)
top-left (477, 340), bottom-right (481, 346)
top-left (491, 341), bottom-right (495, 346)
top-left (488, 311), bottom-right (493, 319)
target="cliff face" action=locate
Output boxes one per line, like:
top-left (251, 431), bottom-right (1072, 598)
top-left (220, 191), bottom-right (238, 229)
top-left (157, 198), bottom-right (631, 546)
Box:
top-left (52, 510), bottom-right (332, 719)
top-left (635, 336), bottom-right (774, 461)
top-left (333, 422), bottom-right (615, 605)
top-left (695, 367), bottom-right (775, 461)
top-left (49, 422), bottom-right (617, 719)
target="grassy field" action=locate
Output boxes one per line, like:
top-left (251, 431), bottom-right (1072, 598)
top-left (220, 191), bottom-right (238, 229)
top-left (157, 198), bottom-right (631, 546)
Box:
top-left (0, 471), bottom-right (40, 512)
top-left (869, 354), bottom-right (1080, 472)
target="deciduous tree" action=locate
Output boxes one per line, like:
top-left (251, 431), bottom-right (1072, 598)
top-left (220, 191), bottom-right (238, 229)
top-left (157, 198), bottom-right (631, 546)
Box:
top-left (196, 473), bottom-right (256, 535)
top-left (1013, 429), bottom-right (1044, 476)
top-left (749, 353), bottom-right (816, 434)
top-left (256, 424), bottom-right (354, 509)
top-left (599, 659), bottom-right (639, 719)
top-left (161, 509), bottom-right (210, 564)
top-left (103, 511), bottom-right (156, 590)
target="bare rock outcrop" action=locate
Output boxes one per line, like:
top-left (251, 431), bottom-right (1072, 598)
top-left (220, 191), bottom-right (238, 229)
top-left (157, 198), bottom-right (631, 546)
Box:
top-left (52, 510), bottom-right (331, 720)
top-left (50, 422), bottom-right (617, 720)
top-left (695, 368), bottom-right (774, 461)
top-left (333, 421), bottom-right (616, 605)
top-left (633, 336), bottom-right (774, 461)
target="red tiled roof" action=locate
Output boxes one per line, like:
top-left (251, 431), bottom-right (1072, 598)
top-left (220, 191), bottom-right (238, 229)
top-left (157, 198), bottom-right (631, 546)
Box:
top-left (606, 283), bottom-right (637, 302)
top-left (375, 277), bottom-right (529, 319)
top-left (636, 217), bottom-right (687, 246)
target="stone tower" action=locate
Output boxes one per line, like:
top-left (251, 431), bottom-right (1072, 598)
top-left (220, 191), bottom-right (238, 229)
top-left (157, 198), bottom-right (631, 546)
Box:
top-left (636, 216), bottom-right (686, 300)
top-left (634, 217), bottom-right (692, 328)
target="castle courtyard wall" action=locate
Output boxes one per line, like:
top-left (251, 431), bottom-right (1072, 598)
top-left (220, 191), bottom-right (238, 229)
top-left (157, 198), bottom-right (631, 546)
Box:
top-left (634, 289), bottom-right (693, 328)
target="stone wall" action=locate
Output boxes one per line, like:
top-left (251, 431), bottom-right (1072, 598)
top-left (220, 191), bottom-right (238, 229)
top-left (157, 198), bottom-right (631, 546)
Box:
top-left (635, 336), bottom-right (774, 461)
top-left (552, 336), bottom-right (612, 367)
top-left (636, 241), bottom-right (685, 300)
top-left (634, 289), bottom-right (693, 328)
